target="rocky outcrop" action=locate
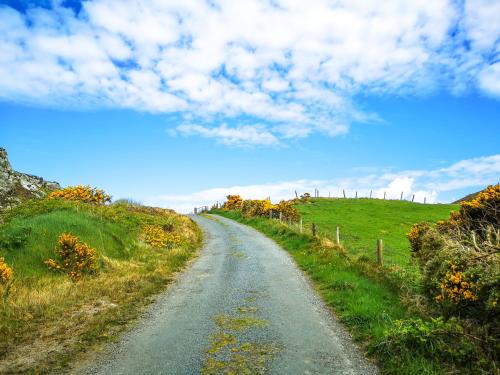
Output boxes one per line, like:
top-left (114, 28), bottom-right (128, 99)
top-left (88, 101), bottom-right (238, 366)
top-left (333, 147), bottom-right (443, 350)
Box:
top-left (0, 148), bottom-right (60, 210)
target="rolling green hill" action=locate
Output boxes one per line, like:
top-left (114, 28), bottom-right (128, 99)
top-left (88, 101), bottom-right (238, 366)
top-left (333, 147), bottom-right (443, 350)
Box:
top-left (296, 198), bottom-right (458, 267)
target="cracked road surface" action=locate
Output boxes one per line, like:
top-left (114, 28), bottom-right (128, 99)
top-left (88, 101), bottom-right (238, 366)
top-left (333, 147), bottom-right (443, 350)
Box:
top-left (81, 214), bottom-right (377, 375)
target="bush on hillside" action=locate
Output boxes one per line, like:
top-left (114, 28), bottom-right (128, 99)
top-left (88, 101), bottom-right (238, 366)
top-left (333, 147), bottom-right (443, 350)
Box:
top-left (45, 233), bottom-right (99, 281)
top-left (241, 199), bottom-right (273, 217)
top-left (274, 199), bottom-right (300, 221)
top-left (141, 224), bottom-right (182, 249)
top-left (0, 257), bottom-right (13, 284)
top-left (222, 195), bottom-right (243, 210)
top-left (373, 317), bottom-right (496, 374)
top-left (49, 185), bottom-right (111, 206)
top-left (300, 192), bottom-right (311, 202)
top-left (408, 185), bottom-right (500, 321)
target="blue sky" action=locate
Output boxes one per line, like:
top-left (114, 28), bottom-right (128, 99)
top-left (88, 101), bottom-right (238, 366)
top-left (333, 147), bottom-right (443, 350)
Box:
top-left (0, 0), bottom-right (499, 212)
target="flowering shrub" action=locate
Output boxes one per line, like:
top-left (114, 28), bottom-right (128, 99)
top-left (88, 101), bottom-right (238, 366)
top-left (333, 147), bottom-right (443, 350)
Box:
top-left (407, 222), bottom-right (430, 254)
top-left (221, 195), bottom-right (300, 222)
top-left (141, 225), bottom-right (182, 248)
top-left (45, 233), bottom-right (98, 281)
top-left (300, 192), bottom-right (311, 202)
top-left (49, 185), bottom-right (111, 206)
top-left (0, 257), bottom-right (13, 284)
top-left (241, 199), bottom-right (273, 217)
top-left (408, 185), bottom-right (500, 321)
top-left (222, 195), bottom-right (243, 210)
top-left (274, 200), bottom-right (300, 221)
top-left (434, 263), bottom-right (479, 304)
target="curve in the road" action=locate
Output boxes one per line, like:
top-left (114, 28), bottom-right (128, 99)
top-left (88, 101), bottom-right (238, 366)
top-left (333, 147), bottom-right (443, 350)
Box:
top-left (81, 214), bottom-right (378, 375)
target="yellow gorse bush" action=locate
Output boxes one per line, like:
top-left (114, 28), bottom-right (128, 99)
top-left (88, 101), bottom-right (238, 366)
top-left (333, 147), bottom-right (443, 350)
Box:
top-left (0, 257), bottom-right (13, 284)
top-left (241, 199), bottom-right (273, 217)
top-left (222, 195), bottom-right (243, 210)
top-left (408, 185), bottom-right (499, 321)
top-left (45, 233), bottom-right (98, 281)
top-left (222, 195), bottom-right (300, 222)
top-left (141, 225), bottom-right (182, 248)
top-left (407, 222), bottom-right (430, 253)
top-left (49, 185), bottom-right (111, 206)
top-left (435, 263), bottom-right (478, 304)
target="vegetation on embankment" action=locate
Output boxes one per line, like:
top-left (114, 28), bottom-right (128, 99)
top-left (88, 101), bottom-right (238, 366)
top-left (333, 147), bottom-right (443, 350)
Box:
top-left (211, 191), bottom-right (498, 374)
top-left (0, 190), bottom-right (201, 373)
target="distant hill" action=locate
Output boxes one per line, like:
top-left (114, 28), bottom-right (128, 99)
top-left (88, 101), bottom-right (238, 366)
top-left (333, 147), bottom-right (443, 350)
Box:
top-left (453, 190), bottom-right (481, 204)
top-left (0, 147), bottom-right (60, 210)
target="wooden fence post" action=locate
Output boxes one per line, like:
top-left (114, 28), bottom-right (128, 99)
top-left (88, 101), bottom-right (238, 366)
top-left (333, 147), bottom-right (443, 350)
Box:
top-left (194, 207), bottom-right (197, 214)
top-left (355, 191), bottom-right (358, 199)
top-left (300, 218), bottom-right (303, 233)
top-left (424, 197), bottom-right (427, 204)
top-left (370, 190), bottom-right (372, 198)
top-left (336, 226), bottom-right (340, 245)
top-left (312, 223), bottom-right (317, 237)
top-left (412, 194), bottom-right (415, 202)
top-left (377, 239), bottom-right (384, 266)
top-left (383, 191), bottom-right (386, 200)
top-left (295, 190), bottom-right (298, 198)
top-left (343, 189), bottom-right (346, 198)
top-left (269, 210), bottom-right (272, 219)
top-left (279, 212), bottom-right (282, 222)
top-left (400, 192), bottom-right (403, 200)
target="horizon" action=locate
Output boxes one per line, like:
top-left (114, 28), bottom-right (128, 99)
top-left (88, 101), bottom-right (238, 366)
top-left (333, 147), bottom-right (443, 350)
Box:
top-left (1, 0), bottom-right (499, 213)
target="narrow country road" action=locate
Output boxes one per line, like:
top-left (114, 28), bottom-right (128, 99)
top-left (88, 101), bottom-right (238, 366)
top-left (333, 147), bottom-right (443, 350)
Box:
top-left (82, 214), bottom-right (377, 375)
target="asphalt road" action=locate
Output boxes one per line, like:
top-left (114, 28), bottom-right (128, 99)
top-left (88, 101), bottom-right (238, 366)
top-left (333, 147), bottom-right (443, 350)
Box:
top-left (81, 214), bottom-right (377, 375)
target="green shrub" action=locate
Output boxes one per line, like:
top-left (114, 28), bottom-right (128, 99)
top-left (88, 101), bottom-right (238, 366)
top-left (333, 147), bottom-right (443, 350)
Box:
top-left (372, 317), bottom-right (495, 374)
top-left (408, 185), bottom-right (500, 322)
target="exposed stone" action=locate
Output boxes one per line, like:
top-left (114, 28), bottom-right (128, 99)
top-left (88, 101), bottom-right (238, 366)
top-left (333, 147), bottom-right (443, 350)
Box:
top-left (0, 147), bottom-right (60, 210)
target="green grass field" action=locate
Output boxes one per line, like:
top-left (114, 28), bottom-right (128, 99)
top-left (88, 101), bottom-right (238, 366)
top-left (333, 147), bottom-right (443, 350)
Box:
top-left (297, 198), bottom-right (458, 266)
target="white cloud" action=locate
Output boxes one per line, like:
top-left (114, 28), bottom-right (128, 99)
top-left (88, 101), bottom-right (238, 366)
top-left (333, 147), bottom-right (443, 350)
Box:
top-left (0, 0), bottom-right (499, 145)
top-left (176, 123), bottom-right (280, 146)
top-left (146, 154), bottom-right (500, 213)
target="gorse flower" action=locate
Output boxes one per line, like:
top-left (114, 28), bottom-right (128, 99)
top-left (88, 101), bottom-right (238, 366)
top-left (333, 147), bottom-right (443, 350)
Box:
top-left (222, 195), bottom-right (243, 210)
top-left (141, 225), bottom-right (182, 248)
top-left (0, 257), bottom-right (13, 284)
top-left (222, 195), bottom-right (300, 222)
top-left (45, 233), bottom-right (98, 281)
top-left (435, 264), bottom-right (478, 304)
top-left (48, 185), bottom-right (111, 206)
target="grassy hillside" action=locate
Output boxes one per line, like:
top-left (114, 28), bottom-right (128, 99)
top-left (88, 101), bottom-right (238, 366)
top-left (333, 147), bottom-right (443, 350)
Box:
top-left (297, 198), bottom-right (458, 266)
top-left (0, 198), bottom-right (201, 373)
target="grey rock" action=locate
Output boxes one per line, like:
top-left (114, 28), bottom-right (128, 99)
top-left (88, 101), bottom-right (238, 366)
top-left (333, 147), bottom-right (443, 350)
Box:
top-left (0, 147), bottom-right (60, 210)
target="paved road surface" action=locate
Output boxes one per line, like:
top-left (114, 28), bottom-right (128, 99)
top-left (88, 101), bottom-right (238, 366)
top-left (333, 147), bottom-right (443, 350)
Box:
top-left (82, 214), bottom-right (377, 374)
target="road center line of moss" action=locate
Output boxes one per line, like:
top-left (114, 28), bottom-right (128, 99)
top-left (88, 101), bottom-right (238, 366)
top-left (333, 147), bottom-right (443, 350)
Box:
top-left (202, 301), bottom-right (281, 375)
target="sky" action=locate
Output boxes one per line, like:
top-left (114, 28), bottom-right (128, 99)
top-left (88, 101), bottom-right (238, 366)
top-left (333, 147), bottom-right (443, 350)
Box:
top-left (0, 0), bottom-right (499, 212)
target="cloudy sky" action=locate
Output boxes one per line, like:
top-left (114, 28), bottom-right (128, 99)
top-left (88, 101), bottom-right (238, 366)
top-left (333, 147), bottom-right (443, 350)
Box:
top-left (0, 0), bottom-right (499, 212)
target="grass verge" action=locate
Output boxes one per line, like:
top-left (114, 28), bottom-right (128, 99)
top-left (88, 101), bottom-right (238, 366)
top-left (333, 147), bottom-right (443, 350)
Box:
top-left (0, 199), bottom-right (201, 373)
top-left (211, 209), bottom-right (451, 374)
